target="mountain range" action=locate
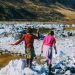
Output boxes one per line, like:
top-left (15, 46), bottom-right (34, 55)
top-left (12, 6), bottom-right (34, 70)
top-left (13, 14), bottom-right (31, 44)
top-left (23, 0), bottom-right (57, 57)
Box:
top-left (0, 0), bottom-right (75, 21)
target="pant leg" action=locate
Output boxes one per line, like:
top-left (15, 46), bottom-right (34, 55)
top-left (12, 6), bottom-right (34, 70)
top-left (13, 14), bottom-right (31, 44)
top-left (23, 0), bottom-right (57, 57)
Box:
top-left (25, 48), bottom-right (31, 67)
top-left (30, 58), bottom-right (33, 68)
top-left (48, 47), bottom-right (52, 74)
top-left (29, 49), bottom-right (36, 68)
top-left (48, 64), bottom-right (52, 75)
top-left (48, 47), bottom-right (52, 65)
top-left (26, 48), bottom-right (35, 68)
top-left (26, 59), bottom-right (30, 67)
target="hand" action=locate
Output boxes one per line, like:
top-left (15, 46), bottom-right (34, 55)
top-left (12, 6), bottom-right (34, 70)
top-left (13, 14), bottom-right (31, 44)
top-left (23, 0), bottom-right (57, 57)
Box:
top-left (10, 44), bottom-right (15, 46)
top-left (37, 29), bottom-right (40, 33)
top-left (41, 50), bottom-right (43, 54)
top-left (41, 47), bottom-right (43, 54)
top-left (55, 51), bottom-right (57, 54)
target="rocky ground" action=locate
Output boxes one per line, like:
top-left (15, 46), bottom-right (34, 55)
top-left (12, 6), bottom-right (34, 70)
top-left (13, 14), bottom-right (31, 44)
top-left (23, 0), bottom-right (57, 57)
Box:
top-left (0, 35), bottom-right (75, 75)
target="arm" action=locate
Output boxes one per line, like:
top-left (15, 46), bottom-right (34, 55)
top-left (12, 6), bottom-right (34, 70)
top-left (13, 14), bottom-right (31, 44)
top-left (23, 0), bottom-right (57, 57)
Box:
top-left (41, 37), bottom-right (45, 53)
top-left (54, 43), bottom-right (57, 54)
top-left (53, 38), bottom-right (57, 54)
top-left (41, 42), bottom-right (44, 53)
top-left (34, 29), bottom-right (40, 39)
top-left (11, 35), bottom-right (24, 45)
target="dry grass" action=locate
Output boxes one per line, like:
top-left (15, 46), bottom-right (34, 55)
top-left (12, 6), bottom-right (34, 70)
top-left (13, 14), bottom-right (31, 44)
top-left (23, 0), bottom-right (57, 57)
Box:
top-left (55, 6), bottom-right (75, 20)
top-left (0, 54), bottom-right (45, 69)
top-left (22, 1), bottom-right (51, 13)
top-left (0, 54), bottom-right (25, 68)
top-left (21, 2), bottom-right (75, 20)
top-left (64, 27), bottom-right (75, 30)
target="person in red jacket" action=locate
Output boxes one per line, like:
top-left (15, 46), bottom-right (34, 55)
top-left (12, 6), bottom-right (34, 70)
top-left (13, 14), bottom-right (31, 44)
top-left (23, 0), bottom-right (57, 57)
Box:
top-left (11, 28), bottom-right (39, 68)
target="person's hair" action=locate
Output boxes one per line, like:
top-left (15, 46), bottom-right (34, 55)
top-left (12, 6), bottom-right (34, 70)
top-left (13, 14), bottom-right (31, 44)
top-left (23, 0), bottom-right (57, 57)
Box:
top-left (26, 28), bottom-right (33, 33)
top-left (48, 31), bottom-right (54, 36)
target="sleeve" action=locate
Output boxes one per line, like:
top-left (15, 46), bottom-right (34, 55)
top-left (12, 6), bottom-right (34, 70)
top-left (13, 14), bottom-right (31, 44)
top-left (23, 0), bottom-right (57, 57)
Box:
top-left (14, 34), bottom-right (25, 45)
top-left (54, 38), bottom-right (56, 43)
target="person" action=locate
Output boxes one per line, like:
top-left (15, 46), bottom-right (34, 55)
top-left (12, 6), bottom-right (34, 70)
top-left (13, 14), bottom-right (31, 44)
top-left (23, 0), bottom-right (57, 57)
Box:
top-left (11, 28), bottom-right (39, 68)
top-left (41, 31), bottom-right (57, 74)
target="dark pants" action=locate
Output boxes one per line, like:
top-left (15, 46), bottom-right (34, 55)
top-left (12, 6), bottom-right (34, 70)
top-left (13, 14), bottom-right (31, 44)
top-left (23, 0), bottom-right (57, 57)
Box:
top-left (48, 64), bottom-right (52, 75)
top-left (26, 58), bottom-right (33, 68)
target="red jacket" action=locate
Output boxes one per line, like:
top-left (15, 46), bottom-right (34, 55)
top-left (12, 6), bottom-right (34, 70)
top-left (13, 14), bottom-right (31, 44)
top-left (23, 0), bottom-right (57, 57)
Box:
top-left (14, 33), bottom-right (39, 49)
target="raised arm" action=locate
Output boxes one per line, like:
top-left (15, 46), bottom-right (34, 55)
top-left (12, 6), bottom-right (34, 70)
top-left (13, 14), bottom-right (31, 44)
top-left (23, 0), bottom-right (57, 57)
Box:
top-left (33, 29), bottom-right (40, 39)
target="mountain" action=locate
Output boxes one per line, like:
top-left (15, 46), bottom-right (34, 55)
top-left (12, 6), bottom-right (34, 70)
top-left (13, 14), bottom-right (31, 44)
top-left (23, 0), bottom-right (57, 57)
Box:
top-left (57, 0), bottom-right (75, 9)
top-left (0, 0), bottom-right (75, 21)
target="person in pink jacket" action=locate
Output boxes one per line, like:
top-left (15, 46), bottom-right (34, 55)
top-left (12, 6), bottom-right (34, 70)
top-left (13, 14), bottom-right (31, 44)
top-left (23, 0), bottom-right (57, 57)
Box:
top-left (41, 31), bottom-right (57, 74)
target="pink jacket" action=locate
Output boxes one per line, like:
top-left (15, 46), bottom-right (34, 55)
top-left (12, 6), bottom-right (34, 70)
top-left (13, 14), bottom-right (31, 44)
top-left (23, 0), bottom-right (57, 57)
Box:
top-left (43, 35), bottom-right (56, 47)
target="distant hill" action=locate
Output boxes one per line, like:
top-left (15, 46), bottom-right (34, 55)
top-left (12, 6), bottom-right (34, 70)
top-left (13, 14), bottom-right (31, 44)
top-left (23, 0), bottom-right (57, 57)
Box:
top-left (0, 0), bottom-right (75, 21)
